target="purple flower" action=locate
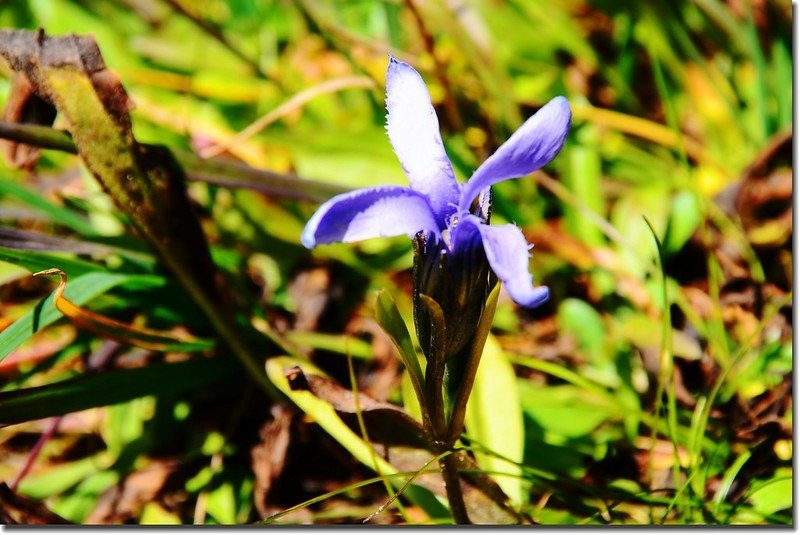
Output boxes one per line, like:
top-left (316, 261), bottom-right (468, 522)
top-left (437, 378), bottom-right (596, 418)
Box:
top-left (302, 57), bottom-right (571, 308)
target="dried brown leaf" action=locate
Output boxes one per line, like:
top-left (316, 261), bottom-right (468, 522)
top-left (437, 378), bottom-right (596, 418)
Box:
top-left (285, 366), bottom-right (430, 450)
top-left (251, 405), bottom-right (295, 518)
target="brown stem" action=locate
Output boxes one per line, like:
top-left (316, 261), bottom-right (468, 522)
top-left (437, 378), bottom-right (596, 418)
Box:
top-left (9, 416), bottom-right (61, 492)
top-left (440, 453), bottom-right (471, 524)
top-left (0, 121), bottom-right (347, 203)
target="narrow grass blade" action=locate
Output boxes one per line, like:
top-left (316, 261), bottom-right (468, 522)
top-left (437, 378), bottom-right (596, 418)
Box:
top-left (0, 179), bottom-right (96, 236)
top-left (0, 357), bottom-right (235, 425)
top-left (0, 245), bottom-right (109, 277)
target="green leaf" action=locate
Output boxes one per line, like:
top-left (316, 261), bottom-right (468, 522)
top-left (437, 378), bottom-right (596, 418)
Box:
top-left (0, 259), bottom-right (29, 285)
top-left (17, 455), bottom-right (106, 500)
top-left (518, 383), bottom-right (615, 439)
top-left (0, 245), bottom-right (109, 278)
top-left (206, 481), bottom-right (237, 525)
top-left (286, 331), bottom-right (373, 360)
top-left (557, 298), bottom-right (606, 363)
top-left (712, 450), bottom-right (751, 515)
top-left (616, 313), bottom-right (702, 361)
top-left (50, 470), bottom-right (119, 523)
top-left (401, 370), bottom-right (423, 423)
top-left (186, 466), bottom-right (215, 494)
top-left (464, 334), bottom-right (525, 504)
top-left (102, 397), bottom-right (152, 458)
top-left (0, 357), bottom-right (236, 425)
top-left (0, 272), bottom-right (165, 363)
top-left (747, 470), bottom-right (792, 516)
top-left (663, 190), bottom-right (702, 254)
top-left (564, 127), bottom-right (605, 247)
top-left (140, 503), bottom-right (182, 525)
top-left (374, 289), bottom-right (425, 412)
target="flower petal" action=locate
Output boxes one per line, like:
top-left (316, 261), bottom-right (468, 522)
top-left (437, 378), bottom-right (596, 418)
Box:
top-left (459, 96), bottom-right (571, 211)
top-left (454, 215), bottom-right (549, 308)
top-left (386, 57), bottom-right (459, 223)
top-left (301, 186), bottom-right (440, 248)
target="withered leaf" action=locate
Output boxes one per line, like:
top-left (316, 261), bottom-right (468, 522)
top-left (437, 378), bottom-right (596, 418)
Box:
top-left (285, 366), bottom-right (431, 450)
top-left (251, 405), bottom-right (294, 518)
top-left (0, 29), bottom-right (221, 307)
top-left (33, 268), bottom-right (213, 352)
top-left (85, 460), bottom-right (178, 524)
top-left (0, 29), bottom-right (271, 391)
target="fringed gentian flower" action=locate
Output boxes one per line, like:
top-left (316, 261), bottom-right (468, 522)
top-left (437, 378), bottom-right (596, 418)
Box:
top-left (302, 57), bottom-right (570, 523)
top-left (302, 57), bottom-right (570, 313)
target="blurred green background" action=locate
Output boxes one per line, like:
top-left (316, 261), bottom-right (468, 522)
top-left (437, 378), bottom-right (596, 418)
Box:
top-left (0, 0), bottom-right (792, 525)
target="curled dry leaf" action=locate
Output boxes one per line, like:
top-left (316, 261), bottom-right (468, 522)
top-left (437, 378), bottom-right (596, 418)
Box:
top-left (33, 268), bottom-right (212, 352)
top-left (0, 28), bottom-right (222, 307)
top-left (285, 366), bottom-right (431, 450)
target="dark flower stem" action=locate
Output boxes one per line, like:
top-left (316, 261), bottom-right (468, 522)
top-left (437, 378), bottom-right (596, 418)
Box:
top-left (436, 283), bottom-right (499, 523)
top-left (440, 454), bottom-right (471, 524)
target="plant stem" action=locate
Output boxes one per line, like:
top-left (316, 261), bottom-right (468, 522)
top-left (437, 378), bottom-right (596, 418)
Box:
top-left (0, 121), bottom-right (77, 153)
top-left (0, 120), bottom-right (348, 203)
top-left (440, 453), bottom-right (471, 524)
top-left (10, 340), bottom-right (121, 491)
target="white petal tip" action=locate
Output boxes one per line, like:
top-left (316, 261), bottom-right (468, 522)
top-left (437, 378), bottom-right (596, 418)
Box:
top-left (300, 229), bottom-right (316, 249)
